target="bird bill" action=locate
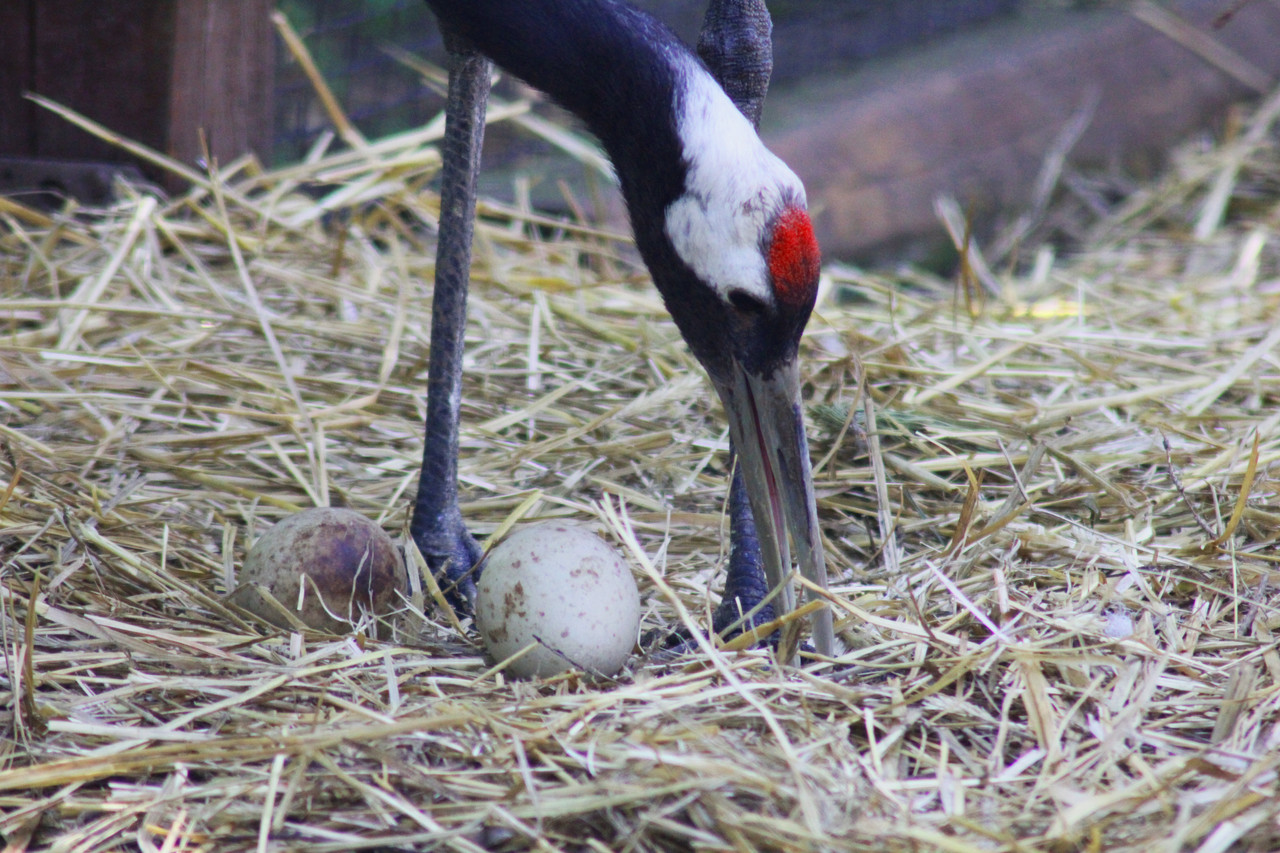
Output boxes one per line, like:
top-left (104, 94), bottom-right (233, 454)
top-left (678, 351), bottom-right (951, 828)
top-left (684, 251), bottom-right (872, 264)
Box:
top-left (720, 358), bottom-right (834, 656)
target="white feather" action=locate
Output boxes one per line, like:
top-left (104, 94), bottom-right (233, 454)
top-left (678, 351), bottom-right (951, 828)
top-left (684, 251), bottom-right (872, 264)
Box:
top-left (663, 59), bottom-right (808, 306)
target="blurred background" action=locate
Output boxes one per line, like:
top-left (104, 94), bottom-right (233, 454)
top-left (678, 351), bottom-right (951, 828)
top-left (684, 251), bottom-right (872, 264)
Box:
top-left (3, 0), bottom-right (1279, 268)
top-left (268, 0), bottom-right (1021, 161)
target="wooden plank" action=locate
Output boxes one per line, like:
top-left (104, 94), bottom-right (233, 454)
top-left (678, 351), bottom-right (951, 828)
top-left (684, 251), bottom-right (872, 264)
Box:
top-left (30, 1), bottom-right (174, 163)
top-left (0, 0), bottom-right (35, 154)
top-left (168, 0), bottom-right (275, 173)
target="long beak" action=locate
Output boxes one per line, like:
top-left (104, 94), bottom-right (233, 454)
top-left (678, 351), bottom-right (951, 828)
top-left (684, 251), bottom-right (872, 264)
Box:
top-left (717, 357), bottom-right (834, 656)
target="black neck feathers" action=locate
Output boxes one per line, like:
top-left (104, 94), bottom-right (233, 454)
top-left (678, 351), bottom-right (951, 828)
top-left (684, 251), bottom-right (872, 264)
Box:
top-left (424, 0), bottom-right (693, 238)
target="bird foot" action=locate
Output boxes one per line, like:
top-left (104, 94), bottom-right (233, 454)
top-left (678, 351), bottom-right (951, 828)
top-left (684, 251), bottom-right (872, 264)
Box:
top-left (712, 593), bottom-right (777, 641)
top-left (646, 601), bottom-right (780, 658)
top-left (412, 518), bottom-right (484, 615)
top-left (649, 533), bottom-right (780, 654)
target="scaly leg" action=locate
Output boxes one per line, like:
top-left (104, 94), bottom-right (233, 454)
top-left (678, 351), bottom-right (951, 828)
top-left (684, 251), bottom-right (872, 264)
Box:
top-left (712, 462), bottom-right (777, 636)
top-left (410, 35), bottom-right (491, 610)
top-left (697, 0), bottom-right (774, 128)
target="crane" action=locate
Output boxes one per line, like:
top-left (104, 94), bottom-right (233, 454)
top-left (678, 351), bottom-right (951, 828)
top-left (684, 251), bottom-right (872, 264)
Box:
top-left (413, 0), bottom-right (835, 657)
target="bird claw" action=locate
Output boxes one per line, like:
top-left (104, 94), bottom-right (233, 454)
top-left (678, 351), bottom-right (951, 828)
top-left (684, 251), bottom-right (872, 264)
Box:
top-left (644, 607), bottom-right (776, 660)
top-left (645, 602), bottom-right (819, 663)
top-left (711, 594), bottom-right (777, 641)
top-left (646, 565), bottom-right (779, 657)
top-left (414, 523), bottom-right (485, 615)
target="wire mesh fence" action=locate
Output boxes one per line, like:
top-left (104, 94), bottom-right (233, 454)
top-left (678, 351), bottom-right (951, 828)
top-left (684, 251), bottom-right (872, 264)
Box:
top-left (274, 0), bottom-right (443, 163)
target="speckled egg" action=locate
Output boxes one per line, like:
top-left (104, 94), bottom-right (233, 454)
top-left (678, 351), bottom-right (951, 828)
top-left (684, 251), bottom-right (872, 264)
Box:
top-left (232, 507), bottom-right (404, 633)
top-left (475, 522), bottom-right (640, 678)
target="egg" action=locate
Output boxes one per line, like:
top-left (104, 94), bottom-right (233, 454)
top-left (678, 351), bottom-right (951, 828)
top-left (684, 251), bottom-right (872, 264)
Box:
top-left (232, 507), bottom-right (404, 633)
top-left (475, 522), bottom-right (640, 678)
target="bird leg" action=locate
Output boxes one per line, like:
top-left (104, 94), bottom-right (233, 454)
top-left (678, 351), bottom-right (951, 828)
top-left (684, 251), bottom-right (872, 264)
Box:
top-left (697, 0), bottom-right (774, 128)
top-left (410, 35), bottom-right (492, 610)
top-left (712, 461), bottom-right (776, 636)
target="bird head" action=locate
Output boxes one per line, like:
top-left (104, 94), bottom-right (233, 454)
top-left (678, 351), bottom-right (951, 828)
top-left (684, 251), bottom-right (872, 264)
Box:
top-left (651, 71), bottom-right (834, 653)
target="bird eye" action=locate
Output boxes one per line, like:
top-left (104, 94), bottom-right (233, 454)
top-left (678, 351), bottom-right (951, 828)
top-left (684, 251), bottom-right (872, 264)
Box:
top-left (728, 291), bottom-right (767, 315)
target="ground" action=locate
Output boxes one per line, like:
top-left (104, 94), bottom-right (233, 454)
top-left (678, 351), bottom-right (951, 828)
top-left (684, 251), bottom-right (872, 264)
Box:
top-left (3, 73), bottom-right (1280, 853)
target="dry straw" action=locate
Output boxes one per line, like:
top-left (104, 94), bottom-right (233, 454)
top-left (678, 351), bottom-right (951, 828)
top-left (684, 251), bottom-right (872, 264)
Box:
top-left (5, 38), bottom-right (1280, 853)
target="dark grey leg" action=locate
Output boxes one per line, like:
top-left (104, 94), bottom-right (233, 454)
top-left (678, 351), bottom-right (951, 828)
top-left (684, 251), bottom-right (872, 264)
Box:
top-left (697, 0), bottom-right (773, 128)
top-left (410, 36), bottom-right (492, 610)
top-left (712, 463), bottom-right (776, 635)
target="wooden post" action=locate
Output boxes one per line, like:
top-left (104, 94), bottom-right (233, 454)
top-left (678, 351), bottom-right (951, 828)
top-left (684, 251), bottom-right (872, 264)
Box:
top-left (168, 0), bottom-right (275, 172)
top-left (0, 1), bottom-right (35, 156)
top-left (0, 0), bottom-right (273, 193)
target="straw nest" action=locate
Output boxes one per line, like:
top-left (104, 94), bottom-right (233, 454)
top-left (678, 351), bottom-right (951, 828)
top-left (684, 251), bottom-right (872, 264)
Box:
top-left (6, 57), bottom-right (1280, 853)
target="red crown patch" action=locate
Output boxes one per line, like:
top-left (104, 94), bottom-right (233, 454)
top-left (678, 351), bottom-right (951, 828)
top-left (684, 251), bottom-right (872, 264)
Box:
top-left (768, 206), bottom-right (821, 312)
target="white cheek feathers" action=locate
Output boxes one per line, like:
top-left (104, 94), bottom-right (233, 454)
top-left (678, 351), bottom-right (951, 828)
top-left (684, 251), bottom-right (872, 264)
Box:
top-left (663, 57), bottom-right (810, 308)
top-left (475, 523), bottom-right (641, 679)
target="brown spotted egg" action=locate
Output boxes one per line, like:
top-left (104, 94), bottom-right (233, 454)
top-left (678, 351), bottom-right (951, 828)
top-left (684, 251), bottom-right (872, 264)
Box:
top-left (475, 522), bottom-right (640, 678)
top-left (232, 507), bottom-right (404, 633)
